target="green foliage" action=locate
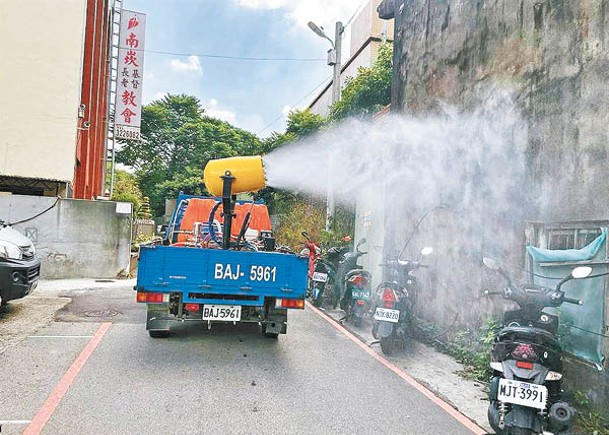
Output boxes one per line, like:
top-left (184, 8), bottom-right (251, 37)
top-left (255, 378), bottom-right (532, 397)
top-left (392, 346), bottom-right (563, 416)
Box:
top-left (259, 109), bottom-right (327, 214)
top-left (572, 391), bottom-right (609, 435)
top-left (285, 108), bottom-right (325, 136)
top-left (116, 94), bottom-right (262, 216)
top-left (273, 197), bottom-right (326, 250)
top-left (111, 169), bottom-right (143, 214)
top-left (131, 233), bottom-right (156, 253)
top-left (155, 166), bottom-right (206, 201)
top-left (115, 41), bottom-right (392, 222)
top-left (328, 202), bottom-right (355, 244)
top-left (425, 316), bottom-right (501, 383)
top-left (329, 42), bottom-right (393, 121)
top-left (138, 196), bottom-right (152, 219)
top-left (556, 307), bottom-right (577, 352)
top-left (271, 192), bottom-right (354, 250)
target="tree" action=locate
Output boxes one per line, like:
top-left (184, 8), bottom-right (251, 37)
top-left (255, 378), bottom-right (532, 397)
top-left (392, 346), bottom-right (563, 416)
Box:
top-left (329, 42), bottom-right (393, 120)
top-left (110, 169), bottom-right (144, 215)
top-left (116, 94), bottom-right (262, 216)
top-left (261, 42), bottom-right (392, 242)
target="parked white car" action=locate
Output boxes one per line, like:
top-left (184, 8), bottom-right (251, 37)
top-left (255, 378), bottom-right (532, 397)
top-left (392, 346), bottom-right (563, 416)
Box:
top-left (0, 225), bottom-right (40, 306)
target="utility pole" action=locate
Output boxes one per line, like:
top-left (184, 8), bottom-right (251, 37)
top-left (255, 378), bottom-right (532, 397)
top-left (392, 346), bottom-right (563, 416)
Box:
top-left (307, 20), bottom-right (343, 232)
top-left (330, 21), bottom-right (343, 105)
top-left (327, 21), bottom-right (343, 232)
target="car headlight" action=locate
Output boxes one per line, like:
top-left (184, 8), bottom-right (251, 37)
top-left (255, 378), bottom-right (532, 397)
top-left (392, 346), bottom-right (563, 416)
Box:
top-left (0, 240), bottom-right (22, 260)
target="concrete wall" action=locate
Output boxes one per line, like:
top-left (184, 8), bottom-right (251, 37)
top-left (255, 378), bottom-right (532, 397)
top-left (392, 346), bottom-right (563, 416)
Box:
top-left (384, 0), bottom-right (609, 410)
top-left (0, 196), bottom-right (132, 279)
top-left (394, 0), bottom-right (609, 223)
top-left (0, 0), bottom-right (86, 182)
top-left (309, 0), bottom-right (394, 116)
top-left (350, 0), bottom-right (394, 58)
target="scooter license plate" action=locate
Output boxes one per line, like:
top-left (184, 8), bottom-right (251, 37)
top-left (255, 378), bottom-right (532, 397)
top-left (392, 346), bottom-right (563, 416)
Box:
top-left (202, 305), bottom-right (241, 322)
top-left (497, 378), bottom-right (547, 410)
top-left (351, 289), bottom-right (370, 300)
top-left (374, 307), bottom-right (400, 323)
top-left (312, 272), bottom-right (328, 282)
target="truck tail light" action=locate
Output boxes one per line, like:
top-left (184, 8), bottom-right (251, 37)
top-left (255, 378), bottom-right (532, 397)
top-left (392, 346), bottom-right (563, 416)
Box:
top-left (275, 298), bottom-right (305, 309)
top-left (185, 303), bottom-right (200, 312)
top-left (136, 292), bottom-right (167, 303)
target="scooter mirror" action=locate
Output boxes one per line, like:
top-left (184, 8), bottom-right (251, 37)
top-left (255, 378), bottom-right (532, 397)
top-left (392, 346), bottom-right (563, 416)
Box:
top-left (482, 257), bottom-right (501, 270)
top-left (301, 231), bottom-right (309, 239)
top-left (572, 266), bottom-right (592, 279)
top-left (420, 246), bottom-right (433, 256)
top-left (357, 238), bottom-right (367, 247)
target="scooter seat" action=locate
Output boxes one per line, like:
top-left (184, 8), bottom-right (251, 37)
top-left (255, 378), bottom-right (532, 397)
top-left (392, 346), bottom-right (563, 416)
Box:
top-left (496, 326), bottom-right (560, 349)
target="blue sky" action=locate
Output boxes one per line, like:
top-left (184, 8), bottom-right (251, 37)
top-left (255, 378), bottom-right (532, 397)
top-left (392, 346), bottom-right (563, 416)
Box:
top-left (122, 0), bottom-right (366, 137)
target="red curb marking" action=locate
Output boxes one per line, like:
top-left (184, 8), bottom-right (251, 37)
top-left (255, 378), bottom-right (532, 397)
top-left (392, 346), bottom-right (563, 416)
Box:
top-left (306, 302), bottom-right (487, 435)
top-left (23, 322), bottom-right (112, 435)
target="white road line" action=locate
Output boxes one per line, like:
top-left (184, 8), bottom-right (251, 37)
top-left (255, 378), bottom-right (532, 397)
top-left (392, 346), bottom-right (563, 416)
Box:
top-left (0, 420), bottom-right (32, 424)
top-left (27, 335), bottom-right (94, 339)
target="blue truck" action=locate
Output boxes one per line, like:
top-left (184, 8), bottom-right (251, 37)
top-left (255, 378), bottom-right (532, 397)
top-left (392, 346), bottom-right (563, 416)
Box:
top-left (134, 156), bottom-right (308, 338)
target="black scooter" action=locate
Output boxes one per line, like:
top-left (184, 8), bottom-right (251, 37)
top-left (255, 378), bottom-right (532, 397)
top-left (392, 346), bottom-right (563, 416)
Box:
top-left (482, 257), bottom-right (591, 435)
top-left (337, 238), bottom-right (372, 326)
top-left (371, 246), bottom-right (433, 355)
top-left (309, 246), bottom-right (345, 308)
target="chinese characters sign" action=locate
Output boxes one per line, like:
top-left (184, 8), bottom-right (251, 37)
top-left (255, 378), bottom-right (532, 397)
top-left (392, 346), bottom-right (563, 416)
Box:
top-left (115, 10), bottom-right (146, 141)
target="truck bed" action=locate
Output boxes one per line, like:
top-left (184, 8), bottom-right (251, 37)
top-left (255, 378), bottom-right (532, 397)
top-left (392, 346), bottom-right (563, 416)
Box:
top-left (136, 245), bottom-right (308, 306)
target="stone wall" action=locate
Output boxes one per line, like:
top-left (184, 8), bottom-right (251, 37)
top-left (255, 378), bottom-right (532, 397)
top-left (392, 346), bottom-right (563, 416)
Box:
top-left (396, 0), bottom-right (609, 220)
top-left (0, 196), bottom-right (132, 279)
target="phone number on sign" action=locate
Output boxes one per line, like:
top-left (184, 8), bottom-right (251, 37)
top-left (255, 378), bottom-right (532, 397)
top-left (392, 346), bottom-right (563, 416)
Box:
top-left (115, 127), bottom-right (140, 140)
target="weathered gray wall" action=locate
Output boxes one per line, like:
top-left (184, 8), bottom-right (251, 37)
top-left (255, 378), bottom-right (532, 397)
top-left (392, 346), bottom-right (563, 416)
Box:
top-left (386, 0), bottom-right (609, 410)
top-left (0, 196), bottom-right (132, 279)
top-left (396, 0), bottom-right (609, 220)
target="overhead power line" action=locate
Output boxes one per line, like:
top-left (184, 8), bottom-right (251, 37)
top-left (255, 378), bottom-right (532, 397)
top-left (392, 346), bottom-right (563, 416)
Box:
top-left (145, 49), bottom-right (325, 62)
top-left (344, 0), bottom-right (371, 28)
top-left (257, 74), bottom-right (332, 136)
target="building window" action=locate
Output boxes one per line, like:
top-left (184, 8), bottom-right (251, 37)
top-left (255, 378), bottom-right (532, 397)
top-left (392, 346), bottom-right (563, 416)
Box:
top-left (546, 227), bottom-right (603, 250)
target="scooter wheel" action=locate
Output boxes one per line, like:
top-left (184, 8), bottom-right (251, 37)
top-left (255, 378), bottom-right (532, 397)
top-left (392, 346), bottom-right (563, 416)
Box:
top-left (380, 336), bottom-right (395, 355)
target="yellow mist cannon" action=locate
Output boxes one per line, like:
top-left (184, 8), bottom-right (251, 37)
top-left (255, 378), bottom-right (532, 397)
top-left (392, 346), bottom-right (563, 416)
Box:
top-left (203, 155), bottom-right (267, 249)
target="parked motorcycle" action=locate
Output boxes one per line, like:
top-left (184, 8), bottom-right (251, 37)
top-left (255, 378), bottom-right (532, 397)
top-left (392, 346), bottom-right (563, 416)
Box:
top-left (309, 246), bottom-right (345, 308)
top-left (337, 238), bottom-right (371, 326)
top-left (482, 257), bottom-right (591, 435)
top-left (371, 246), bottom-right (433, 355)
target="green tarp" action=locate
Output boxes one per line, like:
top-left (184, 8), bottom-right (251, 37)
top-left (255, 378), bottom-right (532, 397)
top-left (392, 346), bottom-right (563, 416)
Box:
top-left (527, 229), bottom-right (606, 370)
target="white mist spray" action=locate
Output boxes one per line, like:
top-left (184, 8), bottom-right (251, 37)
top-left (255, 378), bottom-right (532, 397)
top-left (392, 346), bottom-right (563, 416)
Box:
top-left (263, 90), bottom-right (528, 219)
top-left (262, 89), bottom-right (530, 329)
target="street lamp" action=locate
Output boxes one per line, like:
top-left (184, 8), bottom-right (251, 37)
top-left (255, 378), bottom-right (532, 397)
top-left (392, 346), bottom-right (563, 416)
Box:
top-left (307, 21), bottom-right (343, 105)
top-left (308, 20), bottom-right (344, 232)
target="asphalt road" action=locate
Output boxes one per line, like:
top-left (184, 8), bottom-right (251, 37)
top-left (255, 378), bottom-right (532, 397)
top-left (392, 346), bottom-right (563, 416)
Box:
top-left (0, 282), bottom-right (484, 435)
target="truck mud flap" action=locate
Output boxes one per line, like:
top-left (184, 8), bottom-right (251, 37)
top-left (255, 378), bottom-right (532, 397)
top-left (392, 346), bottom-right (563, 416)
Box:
top-left (262, 304), bottom-right (287, 334)
top-left (146, 303), bottom-right (171, 332)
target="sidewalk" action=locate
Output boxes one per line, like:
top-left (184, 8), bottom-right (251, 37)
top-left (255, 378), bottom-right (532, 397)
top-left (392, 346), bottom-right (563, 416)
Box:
top-left (318, 306), bottom-right (492, 433)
